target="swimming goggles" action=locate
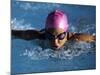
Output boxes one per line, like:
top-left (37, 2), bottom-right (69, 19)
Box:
top-left (45, 31), bottom-right (66, 40)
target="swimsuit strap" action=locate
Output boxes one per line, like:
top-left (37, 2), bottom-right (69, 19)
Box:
top-left (67, 32), bottom-right (69, 40)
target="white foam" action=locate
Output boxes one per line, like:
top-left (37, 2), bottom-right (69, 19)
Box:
top-left (69, 23), bottom-right (96, 35)
top-left (11, 18), bottom-right (36, 30)
top-left (19, 39), bottom-right (95, 60)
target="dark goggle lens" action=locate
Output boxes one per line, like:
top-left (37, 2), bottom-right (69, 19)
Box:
top-left (57, 32), bottom-right (66, 40)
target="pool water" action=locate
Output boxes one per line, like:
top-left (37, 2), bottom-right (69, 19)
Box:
top-left (11, 1), bottom-right (96, 74)
top-left (11, 39), bottom-right (96, 74)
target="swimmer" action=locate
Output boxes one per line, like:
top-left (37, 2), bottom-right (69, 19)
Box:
top-left (12, 10), bottom-right (96, 49)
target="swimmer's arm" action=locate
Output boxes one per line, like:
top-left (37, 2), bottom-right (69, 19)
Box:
top-left (68, 32), bottom-right (96, 42)
top-left (11, 30), bottom-right (42, 40)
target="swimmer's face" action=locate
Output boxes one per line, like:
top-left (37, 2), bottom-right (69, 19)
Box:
top-left (45, 28), bottom-right (67, 49)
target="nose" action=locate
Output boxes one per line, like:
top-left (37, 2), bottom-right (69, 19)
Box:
top-left (52, 39), bottom-right (59, 48)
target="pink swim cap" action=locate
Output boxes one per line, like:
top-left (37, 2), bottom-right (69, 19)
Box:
top-left (45, 10), bottom-right (69, 31)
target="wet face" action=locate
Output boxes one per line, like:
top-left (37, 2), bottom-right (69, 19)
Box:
top-left (45, 28), bottom-right (67, 50)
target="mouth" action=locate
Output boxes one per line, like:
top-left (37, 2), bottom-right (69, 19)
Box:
top-left (52, 45), bottom-right (60, 50)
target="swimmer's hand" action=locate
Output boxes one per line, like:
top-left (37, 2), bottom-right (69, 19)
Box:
top-left (68, 32), bottom-right (96, 42)
top-left (11, 30), bottom-right (43, 40)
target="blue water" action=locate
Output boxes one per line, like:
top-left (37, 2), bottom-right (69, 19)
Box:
top-left (11, 1), bottom-right (96, 75)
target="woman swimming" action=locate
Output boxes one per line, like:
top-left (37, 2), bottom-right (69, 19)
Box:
top-left (12, 10), bottom-right (96, 49)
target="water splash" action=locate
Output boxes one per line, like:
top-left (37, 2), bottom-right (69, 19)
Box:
top-left (11, 20), bottom-right (96, 60)
top-left (20, 40), bottom-right (95, 60)
top-left (11, 18), bottom-right (36, 30)
top-left (69, 23), bottom-right (96, 35)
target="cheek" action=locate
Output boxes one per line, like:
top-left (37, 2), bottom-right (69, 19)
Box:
top-left (58, 39), bottom-right (66, 45)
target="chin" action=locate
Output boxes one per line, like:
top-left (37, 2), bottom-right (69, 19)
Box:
top-left (52, 46), bottom-right (62, 50)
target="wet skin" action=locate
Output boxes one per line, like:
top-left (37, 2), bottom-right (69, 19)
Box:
top-left (46, 28), bottom-right (96, 49)
top-left (12, 29), bottom-right (96, 50)
top-left (46, 28), bottom-right (67, 49)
